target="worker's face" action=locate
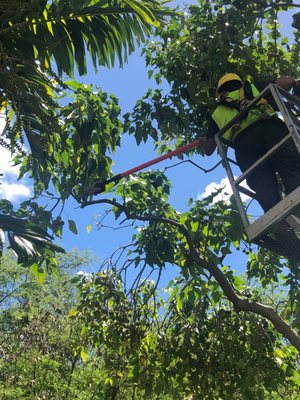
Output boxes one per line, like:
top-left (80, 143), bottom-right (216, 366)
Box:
top-left (218, 80), bottom-right (242, 94)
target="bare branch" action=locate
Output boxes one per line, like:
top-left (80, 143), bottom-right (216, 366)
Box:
top-left (162, 159), bottom-right (222, 174)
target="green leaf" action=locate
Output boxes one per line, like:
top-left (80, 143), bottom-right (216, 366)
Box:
top-left (31, 263), bottom-right (47, 284)
top-left (80, 348), bottom-right (87, 363)
top-left (86, 224), bottom-right (92, 233)
top-left (148, 69), bottom-right (154, 79)
top-left (68, 220), bottom-right (78, 235)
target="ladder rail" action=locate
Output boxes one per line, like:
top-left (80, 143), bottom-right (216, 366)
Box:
top-left (215, 84), bottom-right (300, 253)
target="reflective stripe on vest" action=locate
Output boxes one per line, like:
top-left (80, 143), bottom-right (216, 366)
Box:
top-left (212, 83), bottom-right (275, 144)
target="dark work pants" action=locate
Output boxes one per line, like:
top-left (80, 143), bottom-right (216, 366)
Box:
top-left (234, 118), bottom-right (300, 212)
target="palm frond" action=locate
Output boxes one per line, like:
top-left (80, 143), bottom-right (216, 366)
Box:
top-left (0, 214), bottom-right (64, 265)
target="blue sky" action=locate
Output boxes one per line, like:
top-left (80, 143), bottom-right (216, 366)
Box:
top-left (1, 1), bottom-right (297, 278)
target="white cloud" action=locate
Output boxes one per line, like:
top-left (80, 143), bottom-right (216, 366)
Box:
top-left (0, 182), bottom-right (30, 201)
top-left (0, 143), bottom-right (31, 202)
top-left (0, 146), bottom-right (21, 177)
top-left (198, 176), bottom-right (250, 204)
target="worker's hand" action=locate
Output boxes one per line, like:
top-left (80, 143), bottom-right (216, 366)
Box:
top-left (276, 76), bottom-right (296, 91)
top-left (197, 137), bottom-right (205, 146)
top-left (203, 137), bottom-right (217, 156)
top-left (292, 12), bottom-right (300, 30)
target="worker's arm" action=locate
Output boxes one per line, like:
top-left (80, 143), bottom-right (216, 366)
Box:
top-left (254, 76), bottom-right (296, 109)
top-left (275, 76), bottom-right (296, 91)
top-left (203, 137), bottom-right (217, 155)
top-left (255, 76), bottom-right (295, 92)
top-left (203, 117), bottom-right (218, 155)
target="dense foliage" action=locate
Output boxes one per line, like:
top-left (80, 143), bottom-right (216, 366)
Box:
top-left (125, 0), bottom-right (300, 150)
top-left (1, 251), bottom-right (299, 399)
top-left (0, 0), bottom-right (169, 266)
top-left (0, 0), bottom-right (300, 398)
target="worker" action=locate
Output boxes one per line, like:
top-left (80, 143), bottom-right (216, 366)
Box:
top-left (203, 73), bottom-right (300, 212)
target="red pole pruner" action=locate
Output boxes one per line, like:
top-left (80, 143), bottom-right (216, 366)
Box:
top-left (93, 139), bottom-right (203, 195)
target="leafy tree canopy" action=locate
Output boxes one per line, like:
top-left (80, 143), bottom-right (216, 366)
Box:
top-left (1, 250), bottom-right (299, 399)
top-left (124, 0), bottom-right (300, 150)
top-left (74, 0), bottom-right (300, 389)
top-left (0, 1), bottom-right (300, 397)
top-left (0, 0), bottom-right (171, 266)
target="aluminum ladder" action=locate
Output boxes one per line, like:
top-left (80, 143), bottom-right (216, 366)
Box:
top-left (215, 84), bottom-right (300, 262)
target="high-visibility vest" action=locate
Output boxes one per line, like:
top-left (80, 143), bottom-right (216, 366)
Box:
top-left (212, 83), bottom-right (276, 144)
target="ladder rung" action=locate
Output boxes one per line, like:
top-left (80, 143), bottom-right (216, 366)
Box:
top-left (234, 134), bottom-right (291, 186)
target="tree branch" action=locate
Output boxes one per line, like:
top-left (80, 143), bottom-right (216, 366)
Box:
top-left (162, 159), bottom-right (222, 174)
top-left (80, 197), bottom-right (300, 351)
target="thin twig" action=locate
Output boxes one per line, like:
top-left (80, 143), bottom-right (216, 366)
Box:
top-left (162, 159), bottom-right (222, 174)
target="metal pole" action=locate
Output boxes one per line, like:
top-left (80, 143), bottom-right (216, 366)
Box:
top-left (119, 139), bottom-right (203, 178)
top-left (270, 84), bottom-right (300, 153)
top-left (93, 139), bottom-right (203, 195)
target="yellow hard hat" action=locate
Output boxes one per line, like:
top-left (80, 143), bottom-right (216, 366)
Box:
top-left (216, 73), bottom-right (243, 94)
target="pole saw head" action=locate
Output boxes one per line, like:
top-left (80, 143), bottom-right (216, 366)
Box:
top-left (93, 174), bottom-right (122, 195)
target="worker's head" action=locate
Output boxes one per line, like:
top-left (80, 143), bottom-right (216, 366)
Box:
top-left (216, 73), bottom-right (243, 97)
